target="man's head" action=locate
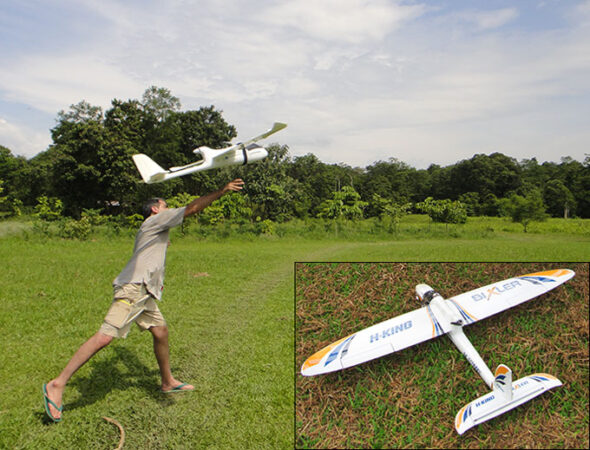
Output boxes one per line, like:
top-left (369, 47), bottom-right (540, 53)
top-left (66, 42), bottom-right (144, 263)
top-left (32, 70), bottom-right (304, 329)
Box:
top-left (142, 198), bottom-right (167, 219)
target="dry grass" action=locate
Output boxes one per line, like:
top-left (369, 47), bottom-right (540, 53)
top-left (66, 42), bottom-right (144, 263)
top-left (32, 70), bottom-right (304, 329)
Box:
top-left (296, 263), bottom-right (589, 449)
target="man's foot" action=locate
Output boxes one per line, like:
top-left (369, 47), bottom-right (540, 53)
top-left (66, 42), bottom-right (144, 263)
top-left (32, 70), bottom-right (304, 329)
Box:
top-left (161, 381), bottom-right (194, 393)
top-left (43, 381), bottom-right (64, 422)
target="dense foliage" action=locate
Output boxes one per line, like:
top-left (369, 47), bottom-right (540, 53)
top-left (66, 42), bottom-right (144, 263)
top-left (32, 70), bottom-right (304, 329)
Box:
top-left (1, 87), bottom-right (589, 224)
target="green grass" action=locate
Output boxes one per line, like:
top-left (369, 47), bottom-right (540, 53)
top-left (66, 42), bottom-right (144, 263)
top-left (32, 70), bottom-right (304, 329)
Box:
top-left (0, 236), bottom-right (336, 449)
top-left (0, 222), bottom-right (589, 448)
top-left (296, 263), bottom-right (589, 448)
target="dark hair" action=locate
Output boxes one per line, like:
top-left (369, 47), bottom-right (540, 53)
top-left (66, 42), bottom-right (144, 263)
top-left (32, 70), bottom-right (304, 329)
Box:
top-left (142, 198), bottom-right (165, 219)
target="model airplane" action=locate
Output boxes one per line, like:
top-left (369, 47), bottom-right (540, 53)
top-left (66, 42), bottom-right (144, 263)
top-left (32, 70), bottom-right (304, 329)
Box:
top-left (300, 269), bottom-right (575, 435)
top-left (132, 122), bottom-right (287, 183)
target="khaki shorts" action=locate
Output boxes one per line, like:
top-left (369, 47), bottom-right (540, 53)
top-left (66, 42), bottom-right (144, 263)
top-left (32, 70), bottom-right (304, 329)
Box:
top-left (99, 283), bottom-right (166, 338)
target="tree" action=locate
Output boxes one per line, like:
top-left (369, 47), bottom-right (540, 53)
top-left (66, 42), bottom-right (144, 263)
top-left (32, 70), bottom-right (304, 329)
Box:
top-left (230, 144), bottom-right (301, 222)
top-left (50, 114), bottom-right (106, 215)
top-left (170, 107), bottom-right (238, 195)
top-left (499, 189), bottom-right (547, 232)
top-left (427, 164), bottom-right (453, 200)
top-left (56, 100), bottom-right (103, 124)
top-left (572, 165), bottom-right (590, 218)
top-left (544, 179), bottom-right (576, 218)
top-left (458, 192), bottom-right (480, 216)
top-left (416, 197), bottom-right (467, 225)
top-left (176, 107), bottom-right (236, 154)
top-left (370, 194), bottom-right (411, 233)
top-left (102, 99), bottom-right (150, 213)
top-left (288, 153), bottom-right (336, 217)
top-left (0, 146), bottom-right (28, 202)
top-left (40, 90), bottom-right (242, 216)
top-left (360, 158), bottom-right (418, 205)
top-left (0, 179), bottom-right (6, 210)
top-left (448, 153), bottom-right (521, 200)
top-left (318, 186), bottom-right (368, 220)
top-left (141, 86), bottom-right (181, 122)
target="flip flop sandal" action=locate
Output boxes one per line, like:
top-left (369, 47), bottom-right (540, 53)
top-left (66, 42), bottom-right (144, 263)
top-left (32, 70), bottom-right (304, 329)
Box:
top-left (162, 382), bottom-right (194, 393)
top-left (42, 384), bottom-right (63, 422)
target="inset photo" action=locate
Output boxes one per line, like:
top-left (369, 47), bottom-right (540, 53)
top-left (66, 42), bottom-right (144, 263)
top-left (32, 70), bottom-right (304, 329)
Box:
top-left (295, 263), bottom-right (588, 449)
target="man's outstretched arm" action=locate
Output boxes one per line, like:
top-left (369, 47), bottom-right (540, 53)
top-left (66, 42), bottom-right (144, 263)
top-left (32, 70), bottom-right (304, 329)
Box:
top-left (184, 179), bottom-right (245, 218)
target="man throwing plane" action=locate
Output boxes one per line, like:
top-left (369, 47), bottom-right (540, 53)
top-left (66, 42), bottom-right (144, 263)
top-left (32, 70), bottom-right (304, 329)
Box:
top-left (43, 179), bottom-right (245, 422)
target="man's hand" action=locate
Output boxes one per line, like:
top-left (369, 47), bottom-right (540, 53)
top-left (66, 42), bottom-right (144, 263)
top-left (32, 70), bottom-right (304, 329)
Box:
top-left (184, 179), bottom-right (246, 218)
top-left (222, 179), bottom-right (245, 194)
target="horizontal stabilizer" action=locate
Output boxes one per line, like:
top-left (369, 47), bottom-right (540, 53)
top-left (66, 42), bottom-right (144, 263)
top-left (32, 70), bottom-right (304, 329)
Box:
top-left (455, 373), bottom-right (562, 435)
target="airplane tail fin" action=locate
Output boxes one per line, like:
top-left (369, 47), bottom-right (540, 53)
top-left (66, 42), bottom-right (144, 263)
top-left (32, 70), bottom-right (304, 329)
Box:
top-left (455, 369), bottom-right (561, 435)
top-left (132, 154), bottom-right (167, 184)
top-left (492, 364), bottom-right (513, 401)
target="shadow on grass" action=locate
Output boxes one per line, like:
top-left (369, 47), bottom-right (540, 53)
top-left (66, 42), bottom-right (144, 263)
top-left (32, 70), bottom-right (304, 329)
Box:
top-left (66, 345), bottom-right (177, 412)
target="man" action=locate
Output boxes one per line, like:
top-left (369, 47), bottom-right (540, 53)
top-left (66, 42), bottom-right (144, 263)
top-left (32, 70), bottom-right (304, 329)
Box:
top-left (43, 179), bottom-right (245, 422)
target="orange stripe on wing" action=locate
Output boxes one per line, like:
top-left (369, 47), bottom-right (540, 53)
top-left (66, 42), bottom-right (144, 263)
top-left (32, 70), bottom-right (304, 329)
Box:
top-left (456, 404), bottom-right (468, 428)
top-left (450, 299), bottom-right (478, 322)
top-left (426, 307), bottom-right (436, 338)
top-left (302, 335), bottom-right (351, 371)
top-left (521, 269), bottom-right (569, 278)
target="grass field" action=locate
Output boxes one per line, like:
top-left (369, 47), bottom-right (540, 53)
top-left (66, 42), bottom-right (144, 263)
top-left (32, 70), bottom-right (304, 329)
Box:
top-left (296, 263), bottom-right (589, 449)
top-left (0, 223), bottom-right (589, 448)
top-left (1, 235), bottom-right (338, 449)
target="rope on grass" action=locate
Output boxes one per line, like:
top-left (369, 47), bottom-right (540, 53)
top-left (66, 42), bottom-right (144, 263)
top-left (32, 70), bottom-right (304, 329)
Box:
top-left (102, 416), bottom-right (125, 450)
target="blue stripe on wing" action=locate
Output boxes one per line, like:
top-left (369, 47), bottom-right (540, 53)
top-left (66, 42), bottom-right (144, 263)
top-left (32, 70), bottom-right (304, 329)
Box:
top-left (324, 335), bottom-right (355, 367)
top-left (426, 305), bottom-right (444, 337)
top-left (518, 276), bottom-right (555, 285)
top-left (447, 299), bottom-right (477, 324)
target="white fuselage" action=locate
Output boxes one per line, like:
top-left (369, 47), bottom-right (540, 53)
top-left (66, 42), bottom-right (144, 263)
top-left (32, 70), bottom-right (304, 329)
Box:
top-left (420, 285), bottom-right (495, 387)
top-left (155, 145), bottom-right (268, 183)
top-left (194, 144), bottom-right (268, 169)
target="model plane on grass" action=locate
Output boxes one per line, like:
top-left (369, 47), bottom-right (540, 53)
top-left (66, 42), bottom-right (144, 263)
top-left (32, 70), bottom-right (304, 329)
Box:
top-left (132, 122), bottom-right (287, 183)
top-left (300, 269), bottom-right (575, 435)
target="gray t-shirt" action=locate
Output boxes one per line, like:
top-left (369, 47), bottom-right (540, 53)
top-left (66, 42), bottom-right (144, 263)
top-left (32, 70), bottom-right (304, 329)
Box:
top-left (113, 207), bottom-right (186, 299)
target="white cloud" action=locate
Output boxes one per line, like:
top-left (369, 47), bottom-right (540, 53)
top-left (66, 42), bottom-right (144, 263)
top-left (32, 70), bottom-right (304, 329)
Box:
top-left (1, 0), bottom-right (589, 168)
top-left (261, 0), bottom-right (425, 44)
top-left (0, 54), bottom-right (144, 114)
top-left (462, 8), bottom-right (519, 30)
top-left (0, 117), bottom-right (51, 158)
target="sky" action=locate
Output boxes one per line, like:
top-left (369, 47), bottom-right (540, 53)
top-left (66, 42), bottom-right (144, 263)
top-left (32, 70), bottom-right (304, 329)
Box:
top-left (1, 0), bottom-right (589, 169)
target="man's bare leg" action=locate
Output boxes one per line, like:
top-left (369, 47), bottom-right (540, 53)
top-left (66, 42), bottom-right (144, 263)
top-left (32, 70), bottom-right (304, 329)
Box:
top-left (44, 332), bottom-right (114, 419)
top-left (150, 325), bottom-right (194, 392)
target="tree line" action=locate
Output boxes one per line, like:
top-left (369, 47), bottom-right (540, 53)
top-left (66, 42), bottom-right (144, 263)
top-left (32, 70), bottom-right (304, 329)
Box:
top-left (1, 86), bottom-right (589, 223)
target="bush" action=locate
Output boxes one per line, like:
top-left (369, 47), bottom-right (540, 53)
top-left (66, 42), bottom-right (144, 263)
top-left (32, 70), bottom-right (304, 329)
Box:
top-left (416, 197), bottom-right (467, 224)
top-left (167, 192), bottom-right (198, 208)
top-left (256, 219), bottom-right (275, 235)
top-left (125, 213), bottom-right (144, 229)
top-left (58, 216), bottom-right (92, 240)
top-left (34, 196), bottom-right (63, 221)
top-left (81, 208), bottom-right (110, 226)
top-left (9, 198), bottom-right (23, 217)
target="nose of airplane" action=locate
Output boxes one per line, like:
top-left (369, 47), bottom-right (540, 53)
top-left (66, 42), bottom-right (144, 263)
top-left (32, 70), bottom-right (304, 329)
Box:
top-left (246, 146), bottom-right (268, 164)
top-left (415, 284), bottom-right (438, 303)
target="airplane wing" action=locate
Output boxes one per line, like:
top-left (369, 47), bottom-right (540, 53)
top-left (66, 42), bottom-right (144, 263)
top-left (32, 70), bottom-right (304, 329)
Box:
top-left (301, 269), bottom-right (575, 377)
top-left (210, 122), bottom-right (287, 161)
top-left (301, 306), bottom-right (443, 376)
top-left (445, 269), bottom-right (575, 326)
